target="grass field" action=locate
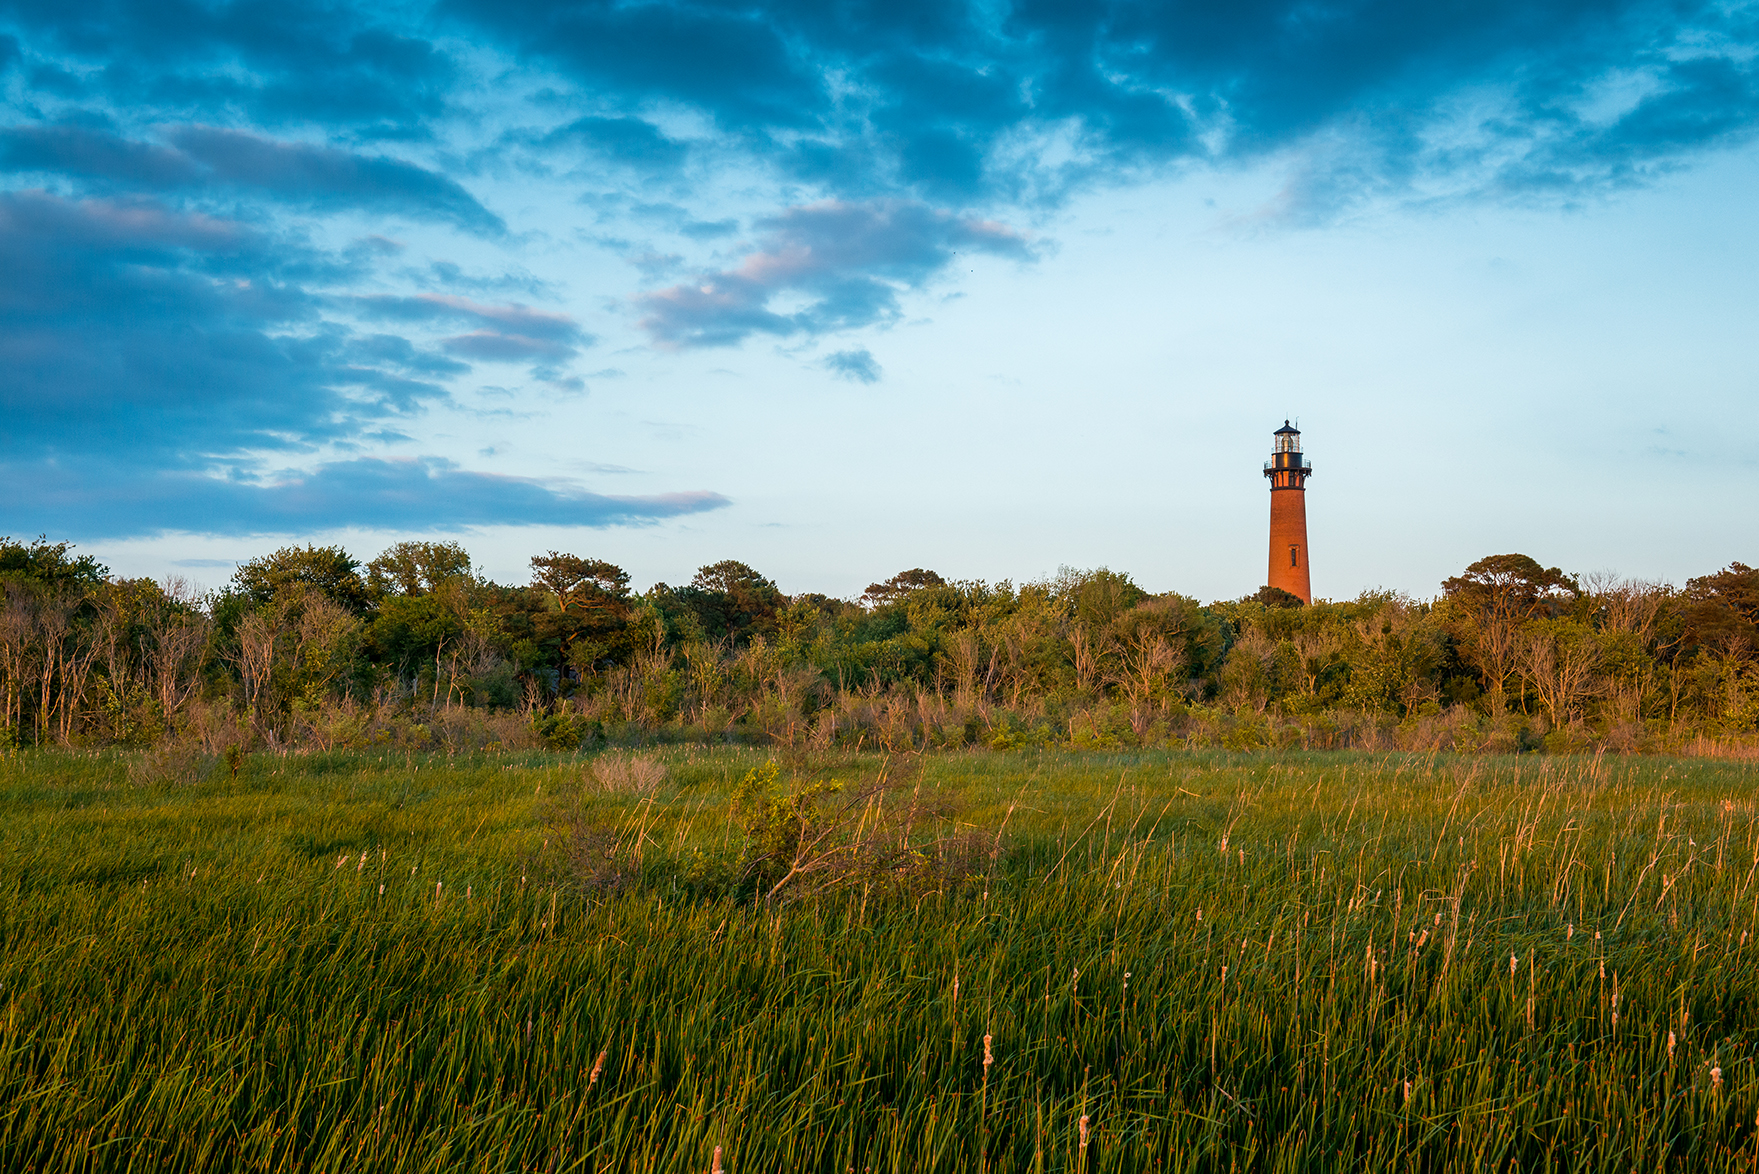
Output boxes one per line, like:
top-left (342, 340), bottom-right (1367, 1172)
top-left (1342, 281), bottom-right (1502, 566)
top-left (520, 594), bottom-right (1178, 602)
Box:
top-left (2, 746), bottom-right (1757, 1171)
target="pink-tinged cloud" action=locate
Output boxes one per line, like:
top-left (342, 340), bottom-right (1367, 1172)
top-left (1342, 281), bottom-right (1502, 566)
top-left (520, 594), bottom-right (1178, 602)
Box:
top-left (637, 198), bottom-right (1033, 348)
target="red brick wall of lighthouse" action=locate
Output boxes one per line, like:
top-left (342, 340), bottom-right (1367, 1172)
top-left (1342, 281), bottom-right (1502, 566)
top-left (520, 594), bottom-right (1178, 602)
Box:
top-left (1267, 485), bottom-right (1311, 603)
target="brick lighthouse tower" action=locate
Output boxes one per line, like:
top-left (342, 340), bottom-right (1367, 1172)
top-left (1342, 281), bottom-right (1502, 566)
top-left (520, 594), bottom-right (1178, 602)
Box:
top-left (1263, 420), bottom-right (1313, 603)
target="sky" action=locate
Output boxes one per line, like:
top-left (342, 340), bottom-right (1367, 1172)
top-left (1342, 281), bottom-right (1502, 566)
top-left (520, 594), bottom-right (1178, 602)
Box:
top-left (1, 0), bottom-right (1755, 602)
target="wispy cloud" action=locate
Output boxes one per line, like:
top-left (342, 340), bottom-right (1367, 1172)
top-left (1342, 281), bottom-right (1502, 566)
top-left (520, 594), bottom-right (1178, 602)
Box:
top-left (0, 124), bottom-right (503, 233)
top-left (350, 293), bottom-right (594, 363)
top-left (0, 456), bottom-right (732, 538)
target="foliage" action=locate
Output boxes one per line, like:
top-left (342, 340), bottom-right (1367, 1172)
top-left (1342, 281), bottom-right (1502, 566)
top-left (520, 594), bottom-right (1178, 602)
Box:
top-left (2, 537), bottom-right (1758, 756)
top-left (0, 535), bottom-right (108, 587)
top-left (366, 540), bottom-right (476, 597)
top-left (230, 544), bottom-right (376, 616)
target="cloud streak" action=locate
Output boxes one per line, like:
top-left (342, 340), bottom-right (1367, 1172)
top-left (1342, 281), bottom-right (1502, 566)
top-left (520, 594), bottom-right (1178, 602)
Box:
top-left (0, 457), bottom-right (731, 538)
top-left (351, 293), bottom-right (594, 363)
top-left (0, 124), bottom-right (503, 232)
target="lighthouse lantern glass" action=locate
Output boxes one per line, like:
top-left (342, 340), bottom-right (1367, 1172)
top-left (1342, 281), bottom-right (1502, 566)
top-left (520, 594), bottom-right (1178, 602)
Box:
top-left (1274, 430), bottom-right (1301, 454)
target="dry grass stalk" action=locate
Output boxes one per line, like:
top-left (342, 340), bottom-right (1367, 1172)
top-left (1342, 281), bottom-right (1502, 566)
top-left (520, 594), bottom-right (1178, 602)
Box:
top-left (590, 752), bottom-right (667, 793)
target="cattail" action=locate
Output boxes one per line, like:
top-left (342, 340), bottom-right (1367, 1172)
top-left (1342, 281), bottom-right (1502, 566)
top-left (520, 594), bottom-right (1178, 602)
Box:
top-left (436, 881), bottom-right (443, 898)
top-left (1669, 1032), bottom-right (1677, 1059)
top-left (1079, 1114), bottom-right (1090, 1150)
top-left (983, 1034), bottom-right (994, 1072)
top-left (1196, 908), bottom-right (1202, 922)
top-left (1403, 1079), bottom-right (1412, 1101)
top-left (1567, 923), bottom-right (1574, 940)
top-left (1434, 912), bottom-right (1441, 926)
top-left (378, 884), bottom-right (384, 895)
top-left (952, 974), bottom-right (959, 1005)
top-left (1713, 1066), bottom-right (1723, 1089)
top-left (1510, 952), bottom-right (1519, 977)
top-left (590, 1050), bottom-right (606, 1084)
top-left (711, 1145), bottom-right (724, 1174)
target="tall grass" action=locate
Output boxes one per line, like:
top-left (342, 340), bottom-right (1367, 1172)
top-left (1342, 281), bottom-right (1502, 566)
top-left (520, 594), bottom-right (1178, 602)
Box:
top-left (1, 747), bottom-right (1756, 1170)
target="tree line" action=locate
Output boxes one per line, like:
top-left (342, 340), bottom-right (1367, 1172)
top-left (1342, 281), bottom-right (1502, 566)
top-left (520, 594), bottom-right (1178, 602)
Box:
top-left (0, 535), bottom-right (1754, 755)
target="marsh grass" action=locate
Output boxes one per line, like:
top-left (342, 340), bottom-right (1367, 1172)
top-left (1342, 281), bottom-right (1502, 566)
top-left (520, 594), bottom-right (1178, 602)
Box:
top-left (2, 746), bottom-right (1758, 1170)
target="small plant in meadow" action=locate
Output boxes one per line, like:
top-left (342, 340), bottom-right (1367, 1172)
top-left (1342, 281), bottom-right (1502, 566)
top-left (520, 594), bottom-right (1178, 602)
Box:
top-left (590, 752), bottom-right (667, 794)
top-left (128, 740), bottom-right (213, 788)
top-left (731, 758), bottom-right (994, 902)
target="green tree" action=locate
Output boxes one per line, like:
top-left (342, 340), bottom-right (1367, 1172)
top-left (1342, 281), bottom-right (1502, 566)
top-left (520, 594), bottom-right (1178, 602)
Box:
top-left (0, 536), bottom-right (108, 588)
top-left (526, 553), bottom-right (637, 676)
top-left (367, 541), bottom-right (476, 596)
top-left (1442, 554), bottom-right (1579, 711)
top-left (1680, 563), bottom-right (1759, 654)
top-left (861, 569), bottom-right (946, 607)
top-left (1248, 585), bottom-right (1305, 609)
top-left (230, 545), bottom-right (376, 616)
top-left (676, 560), bottom-right (785, 644)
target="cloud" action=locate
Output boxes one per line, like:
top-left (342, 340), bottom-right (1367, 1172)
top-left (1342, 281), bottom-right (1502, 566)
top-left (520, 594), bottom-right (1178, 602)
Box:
top-left (444, 0), bottom-right (1759, 215)
top-left (5, 0), bottom-right (1755, 224)
top-left (548, 115), bottom-right (690, 170)
top-left (442, 331), bottom-right (574, 361)
top-left (350, 293), bottom-right (594, 363)
top-left (446, 0), bottom-right (825, 129)
top-left (0, 190), bottom-right (691, 535)
top-left (823, 348), bottom-right (881, 383)
top-left (9, 2), bottom-right (1756, 227)
top-left (0, 124), bottom-right (503, 233)
top-left (637, 199), bottom-right (1033, 347)
top-left (0, 189), bottom-right (438, 473)
top-left (0, 457), bottom-right (732, 538)
top-left (6, 5), bottom-right (456, 131)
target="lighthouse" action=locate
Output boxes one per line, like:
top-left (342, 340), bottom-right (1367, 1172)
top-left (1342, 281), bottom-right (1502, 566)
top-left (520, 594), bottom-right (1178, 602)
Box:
top-left (1263, 420), bottom-right (1313, 603)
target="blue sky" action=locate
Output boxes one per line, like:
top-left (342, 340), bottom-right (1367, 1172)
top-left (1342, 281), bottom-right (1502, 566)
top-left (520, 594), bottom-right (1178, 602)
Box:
top-left (1, 0), bottom-right (1755, 600)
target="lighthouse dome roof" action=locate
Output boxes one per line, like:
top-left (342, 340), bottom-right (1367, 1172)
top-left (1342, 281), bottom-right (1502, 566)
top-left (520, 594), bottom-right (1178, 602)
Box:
top-left (1274, 420), bottom-right (1300, 434)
